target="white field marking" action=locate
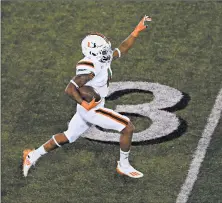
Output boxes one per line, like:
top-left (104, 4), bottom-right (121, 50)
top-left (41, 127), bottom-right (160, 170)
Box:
top-left (83, 82), bottom-right (183, 142)
top-left (176, 88), bottom-right (222, 203)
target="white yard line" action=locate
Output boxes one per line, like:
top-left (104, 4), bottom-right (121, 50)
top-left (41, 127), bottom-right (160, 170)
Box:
top-left (176, 88), bottom-right (222, 203)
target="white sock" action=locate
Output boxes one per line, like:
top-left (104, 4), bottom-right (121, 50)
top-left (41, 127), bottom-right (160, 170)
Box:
top-left (29, 145), bottom-right (47, 163)
top-left (120, 149), bottom-right (130, 167)
top-left (36, 145), bottom-right (48, 156)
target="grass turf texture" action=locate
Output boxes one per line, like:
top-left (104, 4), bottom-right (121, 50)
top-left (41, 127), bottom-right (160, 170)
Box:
top-left (1, 1), bottom-right (222, 203)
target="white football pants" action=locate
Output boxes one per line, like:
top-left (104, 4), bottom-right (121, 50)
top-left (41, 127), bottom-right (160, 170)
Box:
top-left (64, 99), bottom-right (130, 143)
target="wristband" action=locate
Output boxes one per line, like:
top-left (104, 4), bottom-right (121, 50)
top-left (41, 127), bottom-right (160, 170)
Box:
top-left (114, 48), bottom-right (121, 58)
top-left (70, 80), bottom-right (79, 88)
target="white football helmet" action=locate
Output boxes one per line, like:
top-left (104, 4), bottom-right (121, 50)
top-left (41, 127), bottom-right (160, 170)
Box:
top-left (81, 33), bottom-right (113, 63)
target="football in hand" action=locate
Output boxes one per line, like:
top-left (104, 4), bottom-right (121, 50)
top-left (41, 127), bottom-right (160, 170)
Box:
top-left (78, 86), bottom-right (101, 103)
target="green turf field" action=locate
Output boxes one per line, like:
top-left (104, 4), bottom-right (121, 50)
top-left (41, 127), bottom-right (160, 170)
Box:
top-left (1, 1), bottom-right (222, 203)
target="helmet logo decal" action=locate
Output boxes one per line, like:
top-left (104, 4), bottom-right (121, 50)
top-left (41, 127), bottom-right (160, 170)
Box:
top-left (87, 41), bottom-right (96, 48)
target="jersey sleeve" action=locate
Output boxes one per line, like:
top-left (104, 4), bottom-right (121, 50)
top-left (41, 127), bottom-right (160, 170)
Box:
top-left (76, 60), bottom-right (96, 76)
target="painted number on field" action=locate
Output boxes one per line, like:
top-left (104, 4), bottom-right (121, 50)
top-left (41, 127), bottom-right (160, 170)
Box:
top-left (82, 82), bottom-right (183, 142)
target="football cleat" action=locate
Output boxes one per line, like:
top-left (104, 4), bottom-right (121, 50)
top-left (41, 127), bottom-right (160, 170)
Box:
top-left (116, 161), bottom-right (144, 178)
top-left (22, 149), bottom-right (36, 177)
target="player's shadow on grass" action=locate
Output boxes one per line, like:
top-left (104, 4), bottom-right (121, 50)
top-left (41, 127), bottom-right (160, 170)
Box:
top-left (92, 90), bottom-right (190, 146)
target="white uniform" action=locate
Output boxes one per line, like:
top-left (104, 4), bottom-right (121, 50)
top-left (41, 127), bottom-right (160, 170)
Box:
top-left (64, 57), bottom-right (130, 143)
top-left (76, 56), bottom-right (110, 98)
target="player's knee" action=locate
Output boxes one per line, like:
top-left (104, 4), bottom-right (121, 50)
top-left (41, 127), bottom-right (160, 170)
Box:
top-left (122, 121), bottom-right (135, 134)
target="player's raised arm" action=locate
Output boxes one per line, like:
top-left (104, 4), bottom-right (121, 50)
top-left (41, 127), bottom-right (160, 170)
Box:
top-left (113, 15), bottom-right (152, 59)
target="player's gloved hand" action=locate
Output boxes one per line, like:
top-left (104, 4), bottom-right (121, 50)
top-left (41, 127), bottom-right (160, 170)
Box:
top-left (131, 15), bottom-right (152, 37)
top-left (81, 98), bottom-right (100, 111)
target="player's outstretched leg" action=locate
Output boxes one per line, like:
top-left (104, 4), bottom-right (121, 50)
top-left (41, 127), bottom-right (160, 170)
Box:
top-left (23, 112), bottom-right (90, 177)
top-left (116, 122), bottom-right (144, 178)
top-left (23, 133), bottom-right (69, 177)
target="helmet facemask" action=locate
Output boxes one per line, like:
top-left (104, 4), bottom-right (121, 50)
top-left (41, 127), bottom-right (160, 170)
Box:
top-left (97, 44), bottom-right (113, 63)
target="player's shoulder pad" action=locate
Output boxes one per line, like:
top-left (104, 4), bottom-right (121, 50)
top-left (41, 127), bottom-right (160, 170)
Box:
top-left (76, 58), bottom-right (96, 76)
top-left (76, 58), bottom-right (94, 69)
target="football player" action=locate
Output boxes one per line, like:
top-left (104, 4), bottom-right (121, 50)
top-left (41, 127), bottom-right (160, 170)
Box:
top-left (23, 15), bottom-right (152, 178)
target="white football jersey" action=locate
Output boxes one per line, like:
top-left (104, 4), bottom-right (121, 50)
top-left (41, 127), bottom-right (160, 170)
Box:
top-left (76, 56), bottom-right (112, 98)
